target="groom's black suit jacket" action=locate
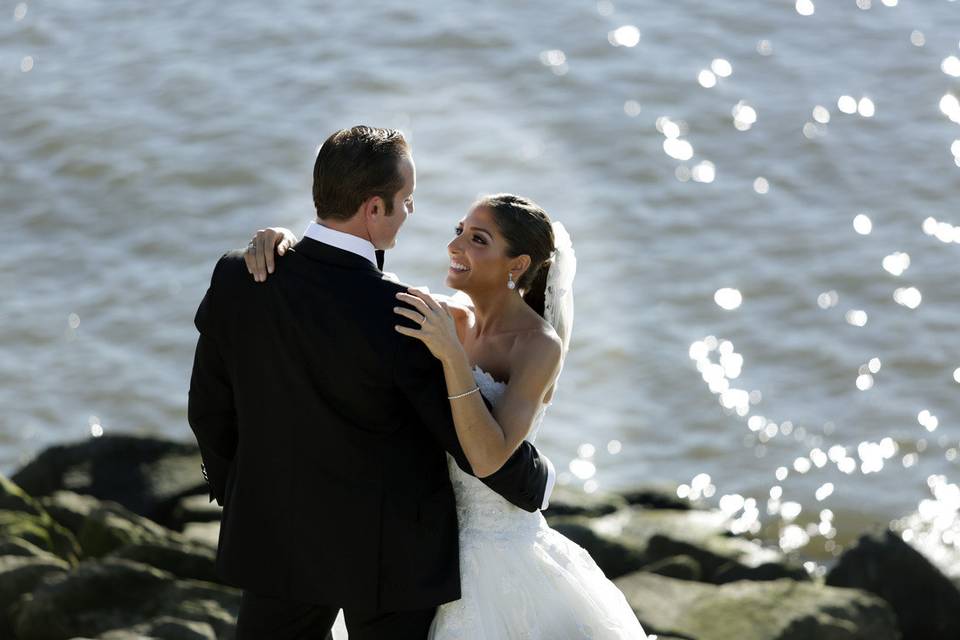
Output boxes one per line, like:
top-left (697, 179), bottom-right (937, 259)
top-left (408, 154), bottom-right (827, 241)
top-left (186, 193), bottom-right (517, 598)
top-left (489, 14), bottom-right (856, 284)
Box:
top-left (188, 237), bottom-right (551, 613)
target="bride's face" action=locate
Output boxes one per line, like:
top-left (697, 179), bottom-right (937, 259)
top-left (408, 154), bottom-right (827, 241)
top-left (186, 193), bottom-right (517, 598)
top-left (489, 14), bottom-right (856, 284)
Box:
top-left (445, 205), bottom-right (517, 292)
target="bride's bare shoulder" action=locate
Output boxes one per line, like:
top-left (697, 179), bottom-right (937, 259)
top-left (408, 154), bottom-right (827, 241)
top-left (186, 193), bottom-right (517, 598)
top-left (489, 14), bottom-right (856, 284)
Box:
top-left (438, 293), bottom-right (474, 342)
top-left (510, 324), bottom-right (562, 369)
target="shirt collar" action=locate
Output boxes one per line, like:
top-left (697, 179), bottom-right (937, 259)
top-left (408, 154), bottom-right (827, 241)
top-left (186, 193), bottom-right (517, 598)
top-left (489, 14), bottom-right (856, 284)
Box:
top-left (302, 221), bottom-right (378, 267)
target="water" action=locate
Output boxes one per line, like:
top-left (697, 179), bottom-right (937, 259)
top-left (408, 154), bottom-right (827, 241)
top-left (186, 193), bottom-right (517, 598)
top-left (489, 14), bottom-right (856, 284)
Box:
top-left (2, 0), bottom-right (959, 565)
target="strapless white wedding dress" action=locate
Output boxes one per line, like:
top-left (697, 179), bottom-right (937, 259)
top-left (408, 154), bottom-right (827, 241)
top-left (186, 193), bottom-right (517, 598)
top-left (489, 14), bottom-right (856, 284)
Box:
top-left (426, 367), bottom-right (646, 639)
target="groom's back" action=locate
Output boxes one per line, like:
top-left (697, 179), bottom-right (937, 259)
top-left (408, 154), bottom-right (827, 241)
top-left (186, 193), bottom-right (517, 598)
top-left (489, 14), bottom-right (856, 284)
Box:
top-left (189, 239), bottom-right (461, 612)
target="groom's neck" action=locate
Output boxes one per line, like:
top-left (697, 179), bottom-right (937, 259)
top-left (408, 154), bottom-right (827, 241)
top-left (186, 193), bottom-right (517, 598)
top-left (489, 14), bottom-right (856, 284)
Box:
top-left (315, 215), bottom-right (373, 244)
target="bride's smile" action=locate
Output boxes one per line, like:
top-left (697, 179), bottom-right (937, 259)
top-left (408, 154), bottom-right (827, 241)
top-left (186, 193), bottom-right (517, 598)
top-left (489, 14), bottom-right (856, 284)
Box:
top-left (445, 206), bottom-right (521, 295)
top-left (449, 260), bottom-right (470, 273)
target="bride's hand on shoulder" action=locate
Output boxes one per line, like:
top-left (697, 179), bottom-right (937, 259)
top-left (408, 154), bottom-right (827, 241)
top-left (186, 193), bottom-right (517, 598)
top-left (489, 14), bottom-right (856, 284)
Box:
top-left (394, 287), bottom-right (466, 364)
top-left (244, 227), bottom-right (298, 282)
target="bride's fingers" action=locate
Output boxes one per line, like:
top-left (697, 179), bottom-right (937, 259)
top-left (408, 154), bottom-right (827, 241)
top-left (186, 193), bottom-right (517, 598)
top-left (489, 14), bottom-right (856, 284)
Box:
top-left (263, 234), bottom-right (277, 275)
top-left (249, 236), bottom-right (262, 282)
top-left (394, 324), bottom-right (422, 338)
top-left (396, 292), bottom-right (431, 315)
top-left (393, 307), bottom-right (427, 324)
top-left (406, 287), bottom-right (442, 311)
top-left (256, 233), bottom-right (270, 279)
top-left (244, 242), bottom-right (256, 276)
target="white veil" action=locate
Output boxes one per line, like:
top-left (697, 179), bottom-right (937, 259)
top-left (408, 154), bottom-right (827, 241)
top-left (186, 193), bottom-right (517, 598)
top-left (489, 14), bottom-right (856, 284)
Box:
top-left (543, 221), bottom-right (576, 357)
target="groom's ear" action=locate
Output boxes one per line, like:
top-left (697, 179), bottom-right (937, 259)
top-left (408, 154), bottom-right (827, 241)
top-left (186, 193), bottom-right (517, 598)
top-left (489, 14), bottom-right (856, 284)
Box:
top-left (365, 195), bottom-right (387, 219)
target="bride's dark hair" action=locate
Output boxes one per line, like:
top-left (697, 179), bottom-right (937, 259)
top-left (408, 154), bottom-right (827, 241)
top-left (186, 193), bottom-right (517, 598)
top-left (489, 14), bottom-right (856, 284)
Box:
top-left (476, 194), bottom-right (555, 317)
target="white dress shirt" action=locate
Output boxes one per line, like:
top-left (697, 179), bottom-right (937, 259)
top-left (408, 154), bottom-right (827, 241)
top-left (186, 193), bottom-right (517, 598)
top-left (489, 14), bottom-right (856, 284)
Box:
top-left (303, 221), bottom-right (378, 266)
top-left (301, 221), bottom-right (556, 510)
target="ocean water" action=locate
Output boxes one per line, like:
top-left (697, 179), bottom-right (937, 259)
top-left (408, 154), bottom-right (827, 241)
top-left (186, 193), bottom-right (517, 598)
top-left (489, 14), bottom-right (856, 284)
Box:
top-left (2, 0), bottom-right (959, 566)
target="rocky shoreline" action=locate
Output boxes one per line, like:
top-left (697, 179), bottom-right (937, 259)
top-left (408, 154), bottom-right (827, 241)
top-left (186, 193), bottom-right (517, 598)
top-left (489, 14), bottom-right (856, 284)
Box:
top-left (1, 434), bottom-right (958, 639)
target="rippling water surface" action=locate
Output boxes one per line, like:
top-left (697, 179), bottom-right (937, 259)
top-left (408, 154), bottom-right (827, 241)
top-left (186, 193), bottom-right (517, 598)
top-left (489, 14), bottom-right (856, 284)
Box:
top-left (2, 0), bottom-right (959, 568)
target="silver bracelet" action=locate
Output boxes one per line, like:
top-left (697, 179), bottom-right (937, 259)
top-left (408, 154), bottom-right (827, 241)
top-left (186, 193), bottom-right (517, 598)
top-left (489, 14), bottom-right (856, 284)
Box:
top-left (448, 386), bottom-right (480, 401)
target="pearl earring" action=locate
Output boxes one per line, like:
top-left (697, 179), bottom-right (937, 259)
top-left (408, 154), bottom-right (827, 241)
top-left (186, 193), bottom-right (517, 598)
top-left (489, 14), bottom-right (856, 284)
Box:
top-left (507, 272), bottom-right (516, 290)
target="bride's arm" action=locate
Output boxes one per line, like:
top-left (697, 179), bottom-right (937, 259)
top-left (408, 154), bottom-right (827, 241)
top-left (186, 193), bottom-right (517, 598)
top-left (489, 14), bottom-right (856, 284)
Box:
top-left (395, 288), bottom-right (562, 478)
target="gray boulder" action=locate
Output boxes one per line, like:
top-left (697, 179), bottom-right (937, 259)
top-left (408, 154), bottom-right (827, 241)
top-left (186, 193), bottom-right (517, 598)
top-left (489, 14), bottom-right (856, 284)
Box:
top-left (181, 521), bottom-right (220, 548)
top-left (98, 616), bottom-right (217, 640)
top-left (618, 483), bottom-right (694, 510)
top-left (0, 474), bottom-right (81, 563)
top-left (12, 434), bottom-right (208, 525)
top-left (39, 491), bottom-right (104, 537)
top-left (0, 555), bottom-right (70, 638)
top-left (77, 503), bottom-right (185, 558)
top-left (598, 505), bottom-right (732, 549)
top-left (826, 529), bottom-right (960, 640)
top-left (0, 473), bottom-right (46, 517)
top-left (638, 554), bottom-right (702, 581)
top-left (549, 515), bottom-right (648, 578)
top-left (108, 539), bottom-right (218, 583)
top-left (543, 485), bottom-right (628, 519)
top-left (647, 533), bottom-right (809, 584)
top-left (168, 494), bottom-right (222, 531)
top-left (0, 535), bottom-right (60, 560)
top-left (0, 509), bottom-right (81, 565)
top-left (616, 571), bottom-right (900, 640)
top-left (13, 558), bottom-right (240, 640)
top-left (549, 507), bottom-right (727, 579)
top-left (551, 505), bottom-right (804, 585)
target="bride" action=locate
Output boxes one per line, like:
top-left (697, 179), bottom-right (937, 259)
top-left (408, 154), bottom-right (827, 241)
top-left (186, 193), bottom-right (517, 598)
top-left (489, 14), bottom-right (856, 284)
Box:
top-left (246, 194), bottom-right (646, 639)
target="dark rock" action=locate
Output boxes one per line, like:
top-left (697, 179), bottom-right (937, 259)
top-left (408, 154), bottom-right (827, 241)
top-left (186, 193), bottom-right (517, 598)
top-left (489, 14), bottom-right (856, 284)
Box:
top-left (0, 535), bottom-right (59, 560)
top-left (0, 473), bottom-right (46, 517)
top-left (100, 616), bottom-right (217, 640)
top-left (77, 503), bottom-right (184, 558)
top-left (168, 494), bottom-right (222, 531)
top-left (619, 484), bottom-right (694, 511)
top-left (13, 558), bottom-right (240, 640)
top-left (647, 534), bottom-right (810, 584)
top-left (14, 557), bottom-right (171, 637)
top-left (0, 474), bottom-right (82, 564)
top-left (552, 505), bottom-right (809, 588)
top-left (549, 516), bottom-right (648, 579)
top-left (550, 506), bottom-right (739, 580)
top-left (639, 554), bottom-right (702, 581)
top-left (0, 555), bottom-right (70, 638)
top-left (826, 528), bottom-right (960, 640)
top-left (39, 490), bottom-right (103, 537)
top-left (108, 539), bottom-right (218, 583)
top-left (602, 506), bottom-right (732, 550)
top-left (94, 632), bottom-right (157, 640)
top-left (543, 485), bottom-right (627, 519)
top-left (12, 434), bottom-right (208, 525)
top-left (615, 571), bottom-right (900, 640)
top-left (0, 511), bottom-right (81, 564)
top-left (714, 559), bottom-right (811, 584)
top-left (181, 521), bottom-right (220, 548)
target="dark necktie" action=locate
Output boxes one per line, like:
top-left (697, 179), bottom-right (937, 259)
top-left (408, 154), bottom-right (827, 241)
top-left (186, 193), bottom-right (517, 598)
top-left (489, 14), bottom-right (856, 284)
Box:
top-left (375, 250), bottom-right (385, 271)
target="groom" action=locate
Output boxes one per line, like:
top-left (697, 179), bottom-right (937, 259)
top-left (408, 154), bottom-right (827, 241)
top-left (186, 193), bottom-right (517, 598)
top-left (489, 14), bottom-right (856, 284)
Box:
top-left (188, 126), bottom-right (555, 639)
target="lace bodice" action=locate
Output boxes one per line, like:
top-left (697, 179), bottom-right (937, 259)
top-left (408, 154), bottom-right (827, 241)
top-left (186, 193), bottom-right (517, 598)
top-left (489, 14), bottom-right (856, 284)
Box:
top-left (446, 367), bottom-right (549, 536)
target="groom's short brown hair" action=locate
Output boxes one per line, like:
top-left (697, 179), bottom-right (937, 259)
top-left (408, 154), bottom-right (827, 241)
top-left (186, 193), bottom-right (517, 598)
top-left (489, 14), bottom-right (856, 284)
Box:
top-left (312, 126), bottom-right (410, 221)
